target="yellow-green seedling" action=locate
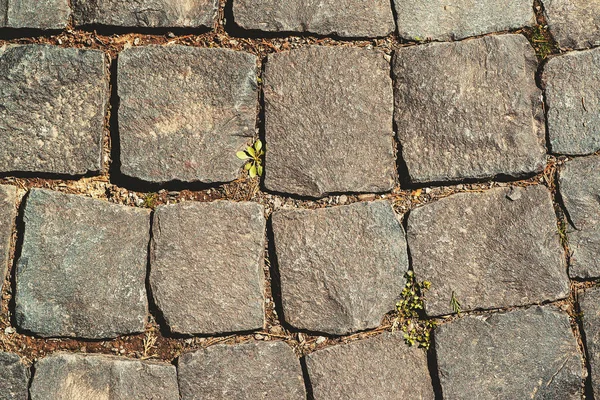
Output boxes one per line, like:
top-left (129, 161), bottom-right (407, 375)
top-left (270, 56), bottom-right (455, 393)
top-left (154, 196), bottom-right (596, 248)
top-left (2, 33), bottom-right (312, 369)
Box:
top-left (237, 139), bottom-right (265, 178)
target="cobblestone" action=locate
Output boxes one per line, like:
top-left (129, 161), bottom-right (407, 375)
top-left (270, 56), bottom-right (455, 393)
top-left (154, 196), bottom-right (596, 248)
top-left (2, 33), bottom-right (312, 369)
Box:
top-left (2, 0), bottom-right (70, 29)
top-left (0, 185), bottom-right (16, 295)
top-left (0, 352), bottom-right (29, 400)
top-left (579, 288), bottom-right (600, 397)
top-left (543, 0), bottom-right (600, 49)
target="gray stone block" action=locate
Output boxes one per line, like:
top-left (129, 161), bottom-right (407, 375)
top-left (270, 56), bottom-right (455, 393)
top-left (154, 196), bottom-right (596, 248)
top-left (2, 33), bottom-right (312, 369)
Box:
top-left (543, 0), bottom-right (600, 50)
top-left (118, 45), bottom-right (257, 184)
top-left (407, 186), bottom-right (569, 316)
top-left (0, 45), bottom-right (108, 176)
top-left (272, 201), bottom-right (408, 335)
top-left (579, 288), bottom-right (600, 397)
top-left (0, 185), bottom-right (16, 296)
top-left (2, 0), bottom-right (70, 29)
top-left (0, 352), bottom-right (29, 400)
top-left (15, 189), bottom-right (150, 339)
top-left (393, 34), bottom-right (546, 183)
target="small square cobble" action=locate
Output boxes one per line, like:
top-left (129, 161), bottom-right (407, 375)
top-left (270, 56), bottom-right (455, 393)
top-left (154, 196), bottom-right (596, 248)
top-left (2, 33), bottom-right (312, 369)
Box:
top-left (579, 288), bottom-right (600, 396)
top-left (0, 185), bottom-right (16, 296)
top-left (543, 0), bottom-right (600, 50)
top-left (0, 352), bottom-right (29, 400)
top-left (2, 0), bottom-right (70, 29)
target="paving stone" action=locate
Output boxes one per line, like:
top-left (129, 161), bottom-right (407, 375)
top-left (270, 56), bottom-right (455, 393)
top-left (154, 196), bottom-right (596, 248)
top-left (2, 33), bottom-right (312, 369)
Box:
top-left (72, 0), bottom-right (218, 28)
top-left (0, 45), bottom-right (108, 176)
top-left (177, 341), bottom-right (305, 400)
top-left (150, 201), bottom-right (266, 335)
top-left (543, 48), bottom-right (600, 155)
top-left (436, 306), bottom-right (584, 399)
top-left (543, 0), bottom-right (600, 49)
top-left (233, 0), bottom-right (395, 38)
top-left (393, 0), bottom-right (534, 41)
top-left (305, 333), bottom-right (434, 399)
top-left (272, 201), bottom-right (407, 335)
top-left (118, 45), bottom-right (257, 184)
top-left (579, 288), bottom-right (600, 397)
top-left (264, 46), bottom-right (395, 198)
top-left (393, 34), bottom-right (546, 183)
top-left (2, 0), bottom-right (70, 29)
top-left (0, 185), bottom-right (16, 296)
top-left (15, 189), bottom-right (150, 339)
top-left (30, 353), bottom-right (179, 400)
top-left (408, 186), bottom-right (569, 316)
top-left (0, 352), bottom-right (29, 400)
top-left (559, 156), bottom-right (600, 278)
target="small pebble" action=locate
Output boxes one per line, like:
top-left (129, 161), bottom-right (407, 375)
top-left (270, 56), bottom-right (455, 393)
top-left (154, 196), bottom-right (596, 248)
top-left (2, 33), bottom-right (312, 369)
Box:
top-left (338, 195), bottom-right (348, 205)
top-left (316, 336), bottom-right (326, 345)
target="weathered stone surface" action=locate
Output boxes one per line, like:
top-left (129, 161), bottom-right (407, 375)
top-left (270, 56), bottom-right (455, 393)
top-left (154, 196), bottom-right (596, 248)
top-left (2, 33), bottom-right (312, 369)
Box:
top-left (408, 186), bottom-right (569, 316)
top-left (436, 306), bottom-right (584, 399)
top-left (151, 201), bottom-right (266, 335)
top-left (393, 0), bottom-right (535, 41)
top-left (2, 0), bottom-right (70, 29)
top-left (305, 333), bottom-right (434, 399)
top-left (118, 45), bottom-right (257, 183)
top-left (0, 45), bottom-right (108, 176)
top-left (544, 48), bottom-right (600, 155)
top-left (272, 201), bottom-right (407, 335)
top-left (0, 185), bottom-right (16, 295)
top-left (393, 34), bottom-right (546, 183)
top-left (0, 352), bottom-right (29, 400)
top-left (178, 342), bottom-right (305, 400)
top-left (30, 353), bottom-right (179, 400)
top-left (15, 189), bottom-right (150, 339)
top-left (264, 46), bottom-right (395, 198)
top-left (72, 0), bottom-right (218, 28)
top-left (579, 288), bottom-right (600, 397)
top-left (233, 0), bottom-right (395, 38)
top-left (559, 156), bottom-right (600, 278)
top-left (543, 0), bottom-right (600, 49)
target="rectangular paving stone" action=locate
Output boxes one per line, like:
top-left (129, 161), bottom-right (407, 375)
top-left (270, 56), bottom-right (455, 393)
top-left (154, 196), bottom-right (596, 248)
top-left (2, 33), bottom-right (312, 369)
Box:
top-left (543, 47), bottom-right (600, 155)
top-left (15, 189), bottom-right (150, 339)
top-left (0, 185), bottom-right (16, 296)
top-left (407, 186), bottom-right (569, 316)
top-left (543, 0), bottom-right (600, 49)
top-left (0, 45), bottom-right (108, 176)
top-left (271, 201), bottom-right (408, 335)
top-left (118, 45), bottom-right (257, 184)
top-left (393, 0), bottom-right (535, 41)
top-left (435, 306), bottom-right (584, 399)
top-left (305, 333), bottom-right (434, 399)
top-left (2, 0), bottom-right (70, 29)
top-left (233, 0), bottom-right (395, 38)
top-left (177, 342), bottom-right (306, 400)
top-left (72, 0), bottom-right (218, 28)
top-left (30, 353), bottom-right (179, 400)
top-left (0, 352), bottom-right (29, 400)
top-left (264, 46), bottom-right (395, 198)
top-left (579, 288), bottom-right (600, 397)
top-left (559, 156), bottom-right (600, 278)
top-left (150, 201), bottom-right (266, 335)
top-left (393, 34), bottom-right (547, 183)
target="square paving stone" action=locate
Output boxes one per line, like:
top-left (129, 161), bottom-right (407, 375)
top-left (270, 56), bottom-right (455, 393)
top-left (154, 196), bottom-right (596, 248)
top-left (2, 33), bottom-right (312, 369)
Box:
top-left (543, 48), bottom-right (600, 155)
top-left (393, 34), bottom-right (546, 184)
top-left (393, 0), bottom-right (534, 41)
top-left (72, 0), bottom-right (218, 28)
top-left (233, 0), bottom-right (395, 38)
top-left (0, 45), bottom-right (108, 176)
top-left (0, 185), bottom-right (17, 296)
top-left (263, 46), bottom-right (395, 198)
top-left (118, 45), bottom-right (257, 184)
top-left (407, 186), bottom-right (569, 316)
top-left (543, 0), bottom-right (600, 49)
top-left (435, 306), bottom-right (584, 399)
top-left (0, 352), bottom-right (29, 400)
top-left (305, 333), bottom-right (434, 399)
top-left (30, 353), bottom-right (179, 400)
top-left (271, 201), bottom-right (408, 335)
top-left (2, 0), bottom-right (70, 29)
top-left (150, 201), bottom-right (266, 335)
top-left (15, 189), bottom-right (151, 339)
top-left (177, 341), bottom-right (306, 399)
top-left (559, 156), bottom-right (600, 278)
top-left (579, 288), bottom-right (600, 397)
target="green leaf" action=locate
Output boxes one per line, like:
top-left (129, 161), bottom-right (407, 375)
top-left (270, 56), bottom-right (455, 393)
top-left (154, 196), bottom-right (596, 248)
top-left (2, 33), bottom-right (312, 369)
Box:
top-left (236, 151), bottom-right (250, 160)
top-left (257, 164), bottom-right (263, 176)
top-left (249, 164), bottom-right (257, 178)
top-left (254, 139), bottom-right (262, 152)
top-left (244, 162), bottom-right (252, 171)
top-left (246, 146), bottom-right (256, 157)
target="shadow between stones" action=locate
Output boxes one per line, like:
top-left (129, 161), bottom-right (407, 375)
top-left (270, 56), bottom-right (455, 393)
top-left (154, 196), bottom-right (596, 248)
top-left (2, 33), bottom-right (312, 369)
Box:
top-left (0, 28), bottom-right (61, 40)
top-left (8, 191), bottom-right (28, 330)
top-left (427, 333), bottom-right (444, 400)
top-left (573, 294), bottom-right (596, 399)
top-left (299, 357), bottom-right (315, 400)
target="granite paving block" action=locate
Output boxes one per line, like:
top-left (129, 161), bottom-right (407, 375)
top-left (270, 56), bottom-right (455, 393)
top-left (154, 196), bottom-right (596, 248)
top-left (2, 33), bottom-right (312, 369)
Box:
top-left (0, 185), bottom-right (16, 295)
top-left (579, 288), bottom-right (600, 397)
top-left (543, 0), bottom-right (600, 49)
top-left (0, 352), bottom-right (29, 400)
top-left (2, 0), bottom-right (70, 29)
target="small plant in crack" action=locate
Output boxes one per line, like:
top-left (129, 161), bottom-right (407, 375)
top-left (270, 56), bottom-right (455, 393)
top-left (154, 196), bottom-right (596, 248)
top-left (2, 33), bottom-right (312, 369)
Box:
top-left (237, 139), bottom-right (264, 178)
top-left (527, 25), bottom-right (558, 60)
top-left (142, 193), bottom-right (158, 209)
top-left (450, 291), bottom-right (462, 315)
top-left (557, 218), bottom-right (572, 249)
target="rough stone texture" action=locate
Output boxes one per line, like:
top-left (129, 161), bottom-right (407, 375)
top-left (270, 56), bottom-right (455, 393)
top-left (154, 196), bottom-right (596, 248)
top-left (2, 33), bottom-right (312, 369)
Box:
top-left (30, 353), bottom-right (179, 400)
top-left (393, 34), bottom-right (546, 183)
top-left (408, 186), bottom-right (569, 316)
top-left (233, 0), bottom-right (395, 38)
top-left (2, 0), bottom-right (70, 29)
top-left (436, 306), bottom-right (584, 399)
top-left (543, 48), bottom-right (600, 155)
top-left (0, 45), bottom-right (108, 176)
top-left (543, 0), bottom-right (600, 50)
top-left (150, 201), bottom-right (266, 335)
top-left (0, 185), bottom-right (16, 295)
top-left (305, 333), bottom-right (434, 399)
top-left (0, 352), bottom-right (29, 400)
top-left (264, 46), bottom-right (395, 198)
top-left (559, 156), bottom-right (600, 278)
top-left (72, 0), bottom-right (218, 28)
top-left (579, 288), bottom-right (600, 397)
top-left (118, 45), bottom-right (257, 184)
top-left (178, 342), bottom-right (305, 400)
top-left (272, 201), bottom-right (407, 335)
top-left (15, 189), bottom-right (150, 339)
top-left (393, 0), bottom-right (535, 41)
